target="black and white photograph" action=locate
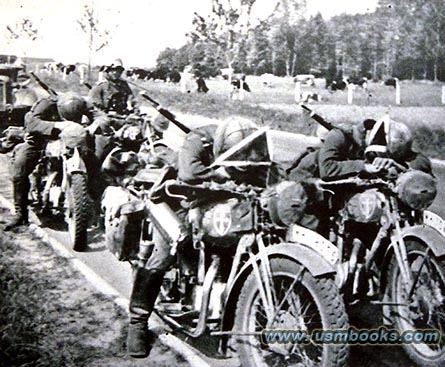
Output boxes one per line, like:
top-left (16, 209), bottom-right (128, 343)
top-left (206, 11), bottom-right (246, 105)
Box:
top-left (0, 0), bottom-right (444, 366)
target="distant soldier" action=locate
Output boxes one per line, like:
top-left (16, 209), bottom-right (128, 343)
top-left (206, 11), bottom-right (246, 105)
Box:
top-left (88, 59), bottom-right (140, 162)
top-left (89, 59), bottom-right (138, 116)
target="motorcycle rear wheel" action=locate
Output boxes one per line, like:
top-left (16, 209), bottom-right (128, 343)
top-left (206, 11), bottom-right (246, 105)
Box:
top-left (233, 258), bottom-right (349, 367)
top-left (385, 239), bottom-right (445, 366)
top-left (66, 173), bottom-right (89, 252)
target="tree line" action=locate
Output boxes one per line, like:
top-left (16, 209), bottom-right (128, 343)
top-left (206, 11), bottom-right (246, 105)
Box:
top-left (156, 0), bottom-right (445, 82)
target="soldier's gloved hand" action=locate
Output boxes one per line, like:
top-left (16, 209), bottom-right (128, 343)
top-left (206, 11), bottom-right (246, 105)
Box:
top-left (372, 157), bottom-right (398, 170)
top-left (373, 157), bottom-right (407, 173)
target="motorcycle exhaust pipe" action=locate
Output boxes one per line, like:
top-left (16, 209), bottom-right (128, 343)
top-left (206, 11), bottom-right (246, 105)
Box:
top-left (158, 255), bottom-right (220, 338)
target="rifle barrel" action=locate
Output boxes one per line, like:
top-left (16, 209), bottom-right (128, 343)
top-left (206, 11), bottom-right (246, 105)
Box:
top-left (300, 104), bottom-right (335, 131)
top-left (139, 92), bottom-right (191, 134)
top-left (29, 72), bottom-right (58, 97)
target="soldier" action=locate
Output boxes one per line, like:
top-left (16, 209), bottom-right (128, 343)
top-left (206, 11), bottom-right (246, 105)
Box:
top-left (89, 59), bottom-right (138, 116)
top-left (318, 119), bottom-right (432, 180)
top-left (126, 118), bottom-right (258, 358)
top-left (281, 119), bottom-right (432, 234)
top-left (5, 93), bottom-right (93, 230)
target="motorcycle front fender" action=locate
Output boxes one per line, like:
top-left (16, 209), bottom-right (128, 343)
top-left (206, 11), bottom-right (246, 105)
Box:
top-left (65, 148), bottom-right (87, 175)
top-left (399, 224), bottom-right (445, 258)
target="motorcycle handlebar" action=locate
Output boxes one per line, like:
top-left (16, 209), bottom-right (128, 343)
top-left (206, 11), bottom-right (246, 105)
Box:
top-left (315, 176), bottom-right (394, 190)
top-left (163, 180), bottom-right (262, 200)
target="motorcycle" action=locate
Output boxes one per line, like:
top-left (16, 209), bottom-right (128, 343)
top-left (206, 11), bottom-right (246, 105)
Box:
top-left (30, 123), bottom-right (91, 251)
top-left (316, 170), bottom-right (444, 366)
top-left (100, 117), bottom-right (176, 262)
top-left (103, 166), bottom-right (350, 366)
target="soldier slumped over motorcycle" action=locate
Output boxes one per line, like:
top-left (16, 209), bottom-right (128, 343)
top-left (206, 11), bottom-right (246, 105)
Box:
top-left (126, 117), bottom-right (264, 357)
top-left (5, 92), bottom-right (94, 231)
top-left (3, 62), bottom-right (441, 366)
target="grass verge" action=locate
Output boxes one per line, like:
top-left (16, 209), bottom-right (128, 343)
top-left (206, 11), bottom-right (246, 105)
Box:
top-left (0, 206), bottom-right (186, 367)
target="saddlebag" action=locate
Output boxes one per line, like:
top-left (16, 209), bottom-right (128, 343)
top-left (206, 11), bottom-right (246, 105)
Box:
top-left (102, 186), bottom-right (146, 261)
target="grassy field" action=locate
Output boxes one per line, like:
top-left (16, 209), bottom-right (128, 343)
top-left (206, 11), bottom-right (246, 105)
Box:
top-left (37, 72), bottom-right (445, 158)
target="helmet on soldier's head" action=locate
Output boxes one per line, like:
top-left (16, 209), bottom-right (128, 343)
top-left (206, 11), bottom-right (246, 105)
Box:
top-left (108, 58), bottom-right (124, 72)
top-left (213, 117), bottom-right (258, 157)
top-left (387, 121), bottom-right (413, 161)
top-left (152, 115), bottom-right (170, 134)
top-left (57, 93), bottom-right (88, 123)
top-left (315, 125), bottom-right (329, 142)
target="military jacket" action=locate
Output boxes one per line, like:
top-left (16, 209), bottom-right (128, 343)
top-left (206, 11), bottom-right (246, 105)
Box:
top-left (318, 129), bottom-right (366, 180)
top-left (24, 98), bottom-right (60, 143)
top-left (89, 78), bottom-right (136, 115)
top-left (177, 125), bottom-right (219, 184)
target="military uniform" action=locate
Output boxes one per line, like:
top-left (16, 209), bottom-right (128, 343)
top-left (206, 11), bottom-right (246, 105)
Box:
top-left (8, 98), bottom-right (62, 228)
top-left (89, 78), bottom-right (137, 115)
top-left (318, 128), bottom-right (366, 180)
top-left (7, 98), bottom-right (95, 230)
top-left (318, 128), bottom-right (432, 180)
top-left (127, 124), bottom-right (231, 357)
top-left (177, 125), bottom-right (220, 184)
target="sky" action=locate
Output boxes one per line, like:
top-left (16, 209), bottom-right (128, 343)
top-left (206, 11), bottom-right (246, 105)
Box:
top-left (0, 0), bottom-right (378, 67)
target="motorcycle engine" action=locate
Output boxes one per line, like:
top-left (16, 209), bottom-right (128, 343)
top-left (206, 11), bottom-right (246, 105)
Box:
top-left (395, 170), bottom-right (437, 210)
top-left (197, 198), bottom-right (255, 245)
top-left (345, 189), bottom-right (385, 223)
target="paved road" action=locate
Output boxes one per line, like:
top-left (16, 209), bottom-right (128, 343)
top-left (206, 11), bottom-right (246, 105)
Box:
top-left (0, 129), bottom-right (443, 366)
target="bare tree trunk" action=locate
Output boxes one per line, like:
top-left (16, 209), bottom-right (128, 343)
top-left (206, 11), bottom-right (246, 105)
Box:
top-left (88, 27), bottom-right (93, 81)
top-left (291, 52), bottom-right (298, 76)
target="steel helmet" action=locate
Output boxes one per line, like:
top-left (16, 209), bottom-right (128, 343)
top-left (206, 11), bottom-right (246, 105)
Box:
top-left (315, 125), bottom-right (329, 142)
top-left (213, 117), bottom-right (258, 157)
top-left (57, 93), bottom-right (88, 123)
top-left (387, 121), bottom-right (413, 161)
top-left (108, 58), bottom-right (124, 71)
top-left (152, 115), bottom-right (170, 133)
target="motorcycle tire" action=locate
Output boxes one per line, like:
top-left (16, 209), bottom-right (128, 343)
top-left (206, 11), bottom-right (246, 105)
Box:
top-left (66, 173), bottom-right (89, 252)
top-left (384, 239), bottom-right (445, 366)
top-left (233, 258), bottom-right (349, 367)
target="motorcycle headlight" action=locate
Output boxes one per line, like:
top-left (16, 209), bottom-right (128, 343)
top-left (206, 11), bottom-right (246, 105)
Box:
top-left (345, 189), bottom-right (385, 223)
top-left (200, 198), bottom-right (255, 243)
top-left (396, 170), bottom-right (437, 210)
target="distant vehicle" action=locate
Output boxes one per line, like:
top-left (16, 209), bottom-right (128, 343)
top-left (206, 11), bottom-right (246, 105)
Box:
top-left (0, 64), bottom-right (38, 132)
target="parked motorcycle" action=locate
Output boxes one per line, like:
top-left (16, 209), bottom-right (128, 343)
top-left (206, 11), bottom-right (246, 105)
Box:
top-left (317, 170), bottom-right (444, 366)
top-left (100, 119), bottom-right (176, 262)
top-left (102, 168), bottom-right (350, 366)
top-left (30, 123), bottom-right (91, 251)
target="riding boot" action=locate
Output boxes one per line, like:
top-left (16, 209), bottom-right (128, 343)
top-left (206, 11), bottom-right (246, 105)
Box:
top-left (127, 267), bottom-right (164, 358)
top-left (5, 180), bottom-right (30, 231)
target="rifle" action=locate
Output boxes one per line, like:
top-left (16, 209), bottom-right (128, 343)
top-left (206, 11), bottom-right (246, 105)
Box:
top-left (29, 72), bottom-right (58, 97)
top-left (139, 92), bottom-right (191, 134)
top-left (300, 104), bottom-right (336, 132)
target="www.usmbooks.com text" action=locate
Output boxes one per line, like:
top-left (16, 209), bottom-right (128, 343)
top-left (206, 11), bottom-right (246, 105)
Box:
top-left (261, 327), bottom-right (441, 345)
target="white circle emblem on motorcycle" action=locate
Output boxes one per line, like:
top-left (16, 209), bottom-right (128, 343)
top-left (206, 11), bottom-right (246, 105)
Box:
top-left (212, 204), bottom-right (232, 236)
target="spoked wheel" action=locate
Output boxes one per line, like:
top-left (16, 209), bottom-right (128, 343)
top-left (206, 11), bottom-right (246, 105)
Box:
top-left (65, 173), bottom-right (90, 252)
top-left (233, 258), bottom-right (349, 367)
top-left (385, 239), bottom-right (445, 366)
